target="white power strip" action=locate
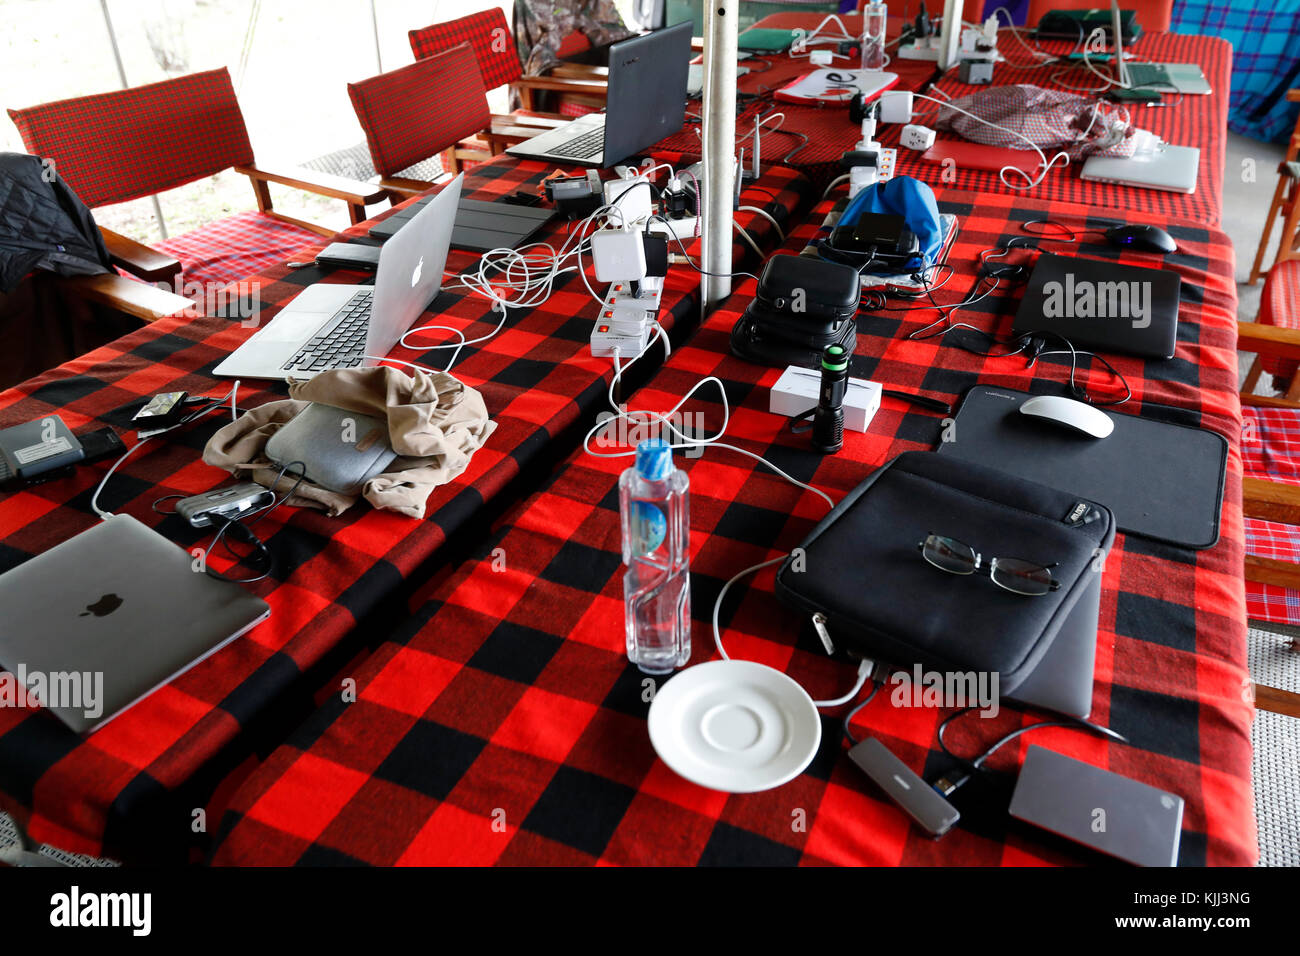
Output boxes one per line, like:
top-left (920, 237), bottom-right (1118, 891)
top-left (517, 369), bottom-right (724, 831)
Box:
top-left (591, 282), bottom-right (659, 358)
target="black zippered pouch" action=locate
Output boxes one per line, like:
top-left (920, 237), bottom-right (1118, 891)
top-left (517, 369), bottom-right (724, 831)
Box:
top-left (730, 253), bottom-right (860, 369)
top-left (753, 253), bottom-right (861, 319)
top-left (773, 451), bottom-right (1115, 695)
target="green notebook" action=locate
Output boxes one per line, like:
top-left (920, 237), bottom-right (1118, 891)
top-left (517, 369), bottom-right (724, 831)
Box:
top-left (737, 27), bottom-right (796, 53)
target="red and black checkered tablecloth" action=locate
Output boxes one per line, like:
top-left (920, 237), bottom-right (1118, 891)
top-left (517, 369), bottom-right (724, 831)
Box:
top-left (0, 155), bottom-right (813, 861)
top-left (209, 188), bottom-right (1254, 866)
top-left (891, 32), bottom-right (1231, 226)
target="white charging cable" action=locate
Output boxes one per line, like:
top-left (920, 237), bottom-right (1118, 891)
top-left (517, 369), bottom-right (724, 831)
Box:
top-left (913, 92), bottom-right (1071, 189)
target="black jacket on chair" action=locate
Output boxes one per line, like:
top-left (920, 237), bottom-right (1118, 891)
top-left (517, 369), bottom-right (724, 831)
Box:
top-left (0, 151), bottom-right (111, 295)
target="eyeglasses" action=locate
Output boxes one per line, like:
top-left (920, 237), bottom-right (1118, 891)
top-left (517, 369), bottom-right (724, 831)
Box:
top-left (917, 534), bottom-right (1061, 597)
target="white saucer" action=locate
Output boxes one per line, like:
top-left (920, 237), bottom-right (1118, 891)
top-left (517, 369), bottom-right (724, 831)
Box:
top-left (647, 659), bottom-right (822, 793)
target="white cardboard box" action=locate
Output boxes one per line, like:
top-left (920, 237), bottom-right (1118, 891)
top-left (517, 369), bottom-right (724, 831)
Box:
top-left (770, 365), bottom-right (882, 433)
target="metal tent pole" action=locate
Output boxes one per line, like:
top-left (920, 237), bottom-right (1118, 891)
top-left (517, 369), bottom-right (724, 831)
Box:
top-left (370, 0), bottom-right (383, 72)
top-left (699, 0), bottom-right (739, 312)
top-left (98, 0), bottom-right (169, 240)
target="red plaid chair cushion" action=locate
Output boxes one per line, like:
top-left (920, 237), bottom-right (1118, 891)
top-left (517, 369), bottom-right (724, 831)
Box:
top-left (348, 44), bottom-right (491, 179)
top-left (148, 210), bottom-right (321, 292)
top-left (1241, 403), bottom-right (1300, 623)
top-left (7, 68), bottom-right (254, 209)
top-left (409, 9), bottom-right (522, 92)
top-left (1256, 258), bottom-right (1300, 380)
top-left (555, 30), bottom-right (592, 59)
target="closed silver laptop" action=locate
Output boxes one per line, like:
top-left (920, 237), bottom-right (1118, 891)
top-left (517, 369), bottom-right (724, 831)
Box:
top-left (1080, 143), bottom-right (1200, 194)
top-left (213, 173), bottom-right (462, 380)
top-left (0, 515), bottom-right (270, 734)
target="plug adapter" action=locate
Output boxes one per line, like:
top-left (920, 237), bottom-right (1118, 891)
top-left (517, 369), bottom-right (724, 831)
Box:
top-left (591, 228), bottom-right (647, 283)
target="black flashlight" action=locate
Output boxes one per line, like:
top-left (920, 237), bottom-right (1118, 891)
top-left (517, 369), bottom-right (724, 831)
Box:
top-left (811, 344), bottom-right (849, 454)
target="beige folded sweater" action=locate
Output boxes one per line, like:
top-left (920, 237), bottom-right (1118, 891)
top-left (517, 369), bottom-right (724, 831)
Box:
top-left (204, 366), bottom-right (495, 518)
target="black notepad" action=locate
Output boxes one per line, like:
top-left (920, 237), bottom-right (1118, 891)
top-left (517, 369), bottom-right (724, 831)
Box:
top-left (937, 385), bottom-right (1227, 549)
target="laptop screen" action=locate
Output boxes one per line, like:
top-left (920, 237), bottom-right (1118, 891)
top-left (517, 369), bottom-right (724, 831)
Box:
top-left (602, 22), bottom-right (692, 168)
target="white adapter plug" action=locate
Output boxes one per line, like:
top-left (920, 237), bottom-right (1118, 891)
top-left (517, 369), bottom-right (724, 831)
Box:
top-left (591, 229), bottom-right (647, 283)
top-left (603, 175), bottom-right (653, 224)
top-left (900, 124), bottom-right (936, 151)
top-left (879, 90), bottom-right (913, 124)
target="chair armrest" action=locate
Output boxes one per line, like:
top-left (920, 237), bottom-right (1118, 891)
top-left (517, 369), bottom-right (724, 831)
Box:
top-left (378, 176), bottom-right (440, 200)
top-left (512, 75), bottom-right (609, 97)
top-left (234, 163), bottom-right (387, 206)
top-left (1243, 476), bottom-right (1300, 525)
top-left (490, 112), bottom-right (570, 129)
top-left (1255, 683), bottom-right (1300, 718)
top-left (100, 228), bottom-right (182, 283)
top-left (64, 274), bottom-right (194, 323)
top-left (549, 63), bottom-right (608, 80)
top-left (1238, 321), bottom-right (1300, 361)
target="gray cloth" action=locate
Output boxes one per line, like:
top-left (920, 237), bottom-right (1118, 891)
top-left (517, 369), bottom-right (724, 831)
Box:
top-left (204, 365), bottom-right (495, 518)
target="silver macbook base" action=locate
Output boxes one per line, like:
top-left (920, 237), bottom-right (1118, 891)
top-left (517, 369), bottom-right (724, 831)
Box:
top-left (1110, 0), bottom-right (1210, 95)
top-left (1080, 143), bottom-right (1200, 194)
top-left (214, 173), bottom-right (463, 380)
top-left (0, 515), bottom-right (270, 734)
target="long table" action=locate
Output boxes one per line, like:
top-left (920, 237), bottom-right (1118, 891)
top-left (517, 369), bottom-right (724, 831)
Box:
top-left (0, 155), bottom-right (814, 861)
top-left (208, 188), bottom-right (1255, 866)
top-left (660, 17), bottom-right (1231, 226)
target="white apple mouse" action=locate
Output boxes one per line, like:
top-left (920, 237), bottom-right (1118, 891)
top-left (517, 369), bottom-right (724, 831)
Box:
top-left (1018, 395), bottom-right (1114, 439)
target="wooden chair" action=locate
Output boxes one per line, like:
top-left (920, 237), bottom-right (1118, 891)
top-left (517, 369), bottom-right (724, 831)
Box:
top-left (1233, 320), bottom-right (1300, 717)
top-left (350, 43), bottom-right (532, 199)
top-left (1025, 0), bottom-right (1173, 33)
top-left (1241, 260), bottom-right (1300, 399)
top-left (7, 67), bottom-right (384, 297)
top-left (1248, 90), bottom-right (1300, 285)
top-left (409, 8), bottom-right (609, 119)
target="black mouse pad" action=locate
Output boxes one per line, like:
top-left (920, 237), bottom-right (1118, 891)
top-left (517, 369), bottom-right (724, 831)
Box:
top-left (936, 385), bottom-right (1227, 549)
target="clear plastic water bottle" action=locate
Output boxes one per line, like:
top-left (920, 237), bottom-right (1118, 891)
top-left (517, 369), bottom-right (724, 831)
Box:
top-left (620, 438), bottom-right (690, 674)
top-left (862, 1), bottom-right (888, 71)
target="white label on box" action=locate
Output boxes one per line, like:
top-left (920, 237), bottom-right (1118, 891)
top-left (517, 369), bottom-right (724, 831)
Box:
top-left (770, 366), bottom-right (882, 434)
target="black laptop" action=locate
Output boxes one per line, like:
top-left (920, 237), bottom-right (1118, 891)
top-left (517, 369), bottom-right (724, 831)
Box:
top-left (506, 23), bottom-right (692, 168)
top-left (1012, 253), bottom-right (1180, 360)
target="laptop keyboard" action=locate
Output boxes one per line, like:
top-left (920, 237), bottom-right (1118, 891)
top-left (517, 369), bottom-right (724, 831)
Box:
top-left (281, 291), bottom-right (371, 372)
top-left (548, 128), bottom-right (605, 160)
top-left (1126, 63), bottom-right (1168, 87)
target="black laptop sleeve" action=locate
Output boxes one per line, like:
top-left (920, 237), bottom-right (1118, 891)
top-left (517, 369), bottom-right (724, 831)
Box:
top-left (773, 451), bottom-right (1115, 695)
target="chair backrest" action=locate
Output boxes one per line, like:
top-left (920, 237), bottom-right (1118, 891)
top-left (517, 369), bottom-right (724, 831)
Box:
top-left (1025, 0), bottom-right (1172, 34)
top-left (7, 67), bottom-right (254, 209)
top-left (409, 8), bottom-right (523, 93)
top-left (348, 43), bottom-right (491, 179)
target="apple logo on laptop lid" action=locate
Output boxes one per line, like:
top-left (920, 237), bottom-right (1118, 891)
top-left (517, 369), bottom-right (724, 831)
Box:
top-left (80, 593), bottom-right (123, 617)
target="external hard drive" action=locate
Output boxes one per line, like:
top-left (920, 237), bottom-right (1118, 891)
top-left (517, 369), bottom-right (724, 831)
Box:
top-left (1008, 745), bottom-right (1184, 866)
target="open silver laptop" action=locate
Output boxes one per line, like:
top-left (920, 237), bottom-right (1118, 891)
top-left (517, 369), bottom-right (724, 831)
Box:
top-left (1080, 142), bottom-right (1200, 194)
top-left (1111, 0), bottom-right (1210, 95)
top-left (214, 174), bottom-right (462, 380)
top-left (0, 514), bottom-right (270, 733)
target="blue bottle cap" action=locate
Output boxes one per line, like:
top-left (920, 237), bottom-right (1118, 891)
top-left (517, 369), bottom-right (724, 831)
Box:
top-left (635, 438), bottom-right (673, 481)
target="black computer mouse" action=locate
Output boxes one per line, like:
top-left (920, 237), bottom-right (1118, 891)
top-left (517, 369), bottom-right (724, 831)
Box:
top-left (1105, 224), bottom-right (1177, 254)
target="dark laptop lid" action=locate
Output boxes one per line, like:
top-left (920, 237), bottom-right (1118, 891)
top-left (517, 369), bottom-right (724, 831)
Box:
top-left (602, 22), bottom-right (692, 168)
top-left (1012, 253), bottom-right (1180, 360)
